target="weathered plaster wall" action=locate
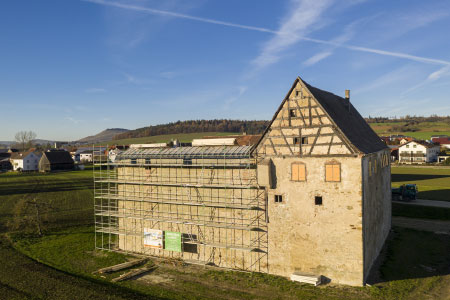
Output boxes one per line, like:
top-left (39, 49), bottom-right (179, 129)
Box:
top-left (362, 150), bottom-right (391, 283)
top-left (265, 156), bottom-right (364, 285)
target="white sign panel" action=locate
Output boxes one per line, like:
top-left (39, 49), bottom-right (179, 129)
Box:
top-left (143, 228), bottom-right (163, 248)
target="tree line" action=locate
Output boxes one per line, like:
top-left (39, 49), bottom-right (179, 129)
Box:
top-left (365, 115), bottom-right (450, 124)
top-left (113, 120), bottom-right (270, 140)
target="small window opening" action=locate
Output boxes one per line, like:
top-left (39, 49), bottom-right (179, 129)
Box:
top-left (289, 109), bottom-right (297, 117)
top-left (295, 90), bottom-right (300, 97)
top-left (183, 158), bottom-right (192, 165)
top-left (145, 158), bottom-right (151, 170)
top-left (131, 158), bottom-right (137, 165)
top-left (294, 137), bottom-right (308, 145)
top-left (274, 195), bottom-right (283, 203)
top-left (315, 196), bottom-right (322, 205)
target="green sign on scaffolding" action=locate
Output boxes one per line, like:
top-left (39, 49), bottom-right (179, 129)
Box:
top-left (164, 231), bottom-right (182, 252)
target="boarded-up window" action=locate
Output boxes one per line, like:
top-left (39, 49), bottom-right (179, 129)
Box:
top-left (291, 163), bottom-right (306, 181)
top-left (325, 162), bottom-right (340, 182)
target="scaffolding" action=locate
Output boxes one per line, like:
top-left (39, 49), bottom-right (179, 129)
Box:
top-left (94, 145), bottom-right (268, 272)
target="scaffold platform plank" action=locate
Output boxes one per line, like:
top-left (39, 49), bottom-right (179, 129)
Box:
top-left (94, 195), bottom-right (265, 211)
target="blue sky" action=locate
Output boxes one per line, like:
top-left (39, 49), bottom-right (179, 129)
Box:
top-left (1, 0), bottom-right (450, 141)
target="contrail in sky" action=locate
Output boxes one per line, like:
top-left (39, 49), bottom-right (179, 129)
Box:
top-left (83, 0), bottom-right (450, 66)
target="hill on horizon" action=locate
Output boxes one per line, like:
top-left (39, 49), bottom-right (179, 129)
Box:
top-left (113, 120), bottom-right (269, 140)
top-left (78, 128), bottom-right (129, 144)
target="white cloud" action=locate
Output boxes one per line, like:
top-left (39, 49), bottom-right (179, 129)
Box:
top-left (353, 65), bottom-right (418, 95)
top-left (222, 86), bottom-right (248, 110)
top-left (402, 65), bottom-right (450, 95)
top-left (251, 0), bottom-right (334, 71)
top-left (303, 51), bottom-right (332, 66)
top-left (65, 116), bottom-right (84, 124)
top-left (83, 0), bottom-right (450, 67)
top-left (303, 20), bottom-right (357, 66)
top-left (123, 73), bottom-right (155, 85)
top-left (428, 65), bottom-right (450, 81)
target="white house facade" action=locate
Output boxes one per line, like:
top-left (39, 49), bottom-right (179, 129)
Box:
top-left (10, 151), bottom-right (41, 171)
top-left (80, 152), bottom-right (93, 162)
top-left (399, 141), bottom-right (440, 164)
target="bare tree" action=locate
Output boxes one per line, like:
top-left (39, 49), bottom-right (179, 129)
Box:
top-left (8, 197), bottom-right (52, 236)
top-left (15, 131), bottom-right (37, 151)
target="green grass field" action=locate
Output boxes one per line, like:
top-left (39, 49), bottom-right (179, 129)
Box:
top-left (0, 169), bottom-right (94, 233)
top-left (369, 121), bottom-right (450, 140)
top-left (391, 166), bottom-right (450, 202)
top-left (96, 132), bottom-right (240, 146)
top-left (0, 167), bottom-right (449, 299)
top-left (11, 225), bottom-right (450, 300)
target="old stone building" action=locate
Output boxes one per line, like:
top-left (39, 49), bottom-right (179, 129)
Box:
top-left (94, 76), bottom-right (391, 286)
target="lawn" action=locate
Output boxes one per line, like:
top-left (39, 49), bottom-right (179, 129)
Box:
top-left (11, 225), bottom-right (450, 300)
top-left (392, 203), bottom-right (450, 221)
top-left (96, 132), bottom-right (240, 146)
top-left (1, 165), bottom-right (449, 299)
top-left (391, 166), bottom-right (450, 202)
top-left (369, 121), bottom-right (450, 140)
top-left (0, 169), bottom-right (94, 233)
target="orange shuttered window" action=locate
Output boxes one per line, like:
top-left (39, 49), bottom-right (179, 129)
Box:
top-left (291, 163), bottom-right (306, 181)
top-left (325, 163), bottom-right (340, 182)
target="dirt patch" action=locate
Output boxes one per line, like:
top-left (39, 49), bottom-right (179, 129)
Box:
top-left (87, 250), bottom-right (108, 258)
top-left (139, 273), bottom-right (174, 285)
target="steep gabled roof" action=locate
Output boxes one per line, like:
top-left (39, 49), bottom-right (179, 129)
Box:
top-left (254, 77), bottom-right (387, 155)
top-left (303, 80), bottom-right (387, 154)
top-left (400, 140), bottom-right (439, 149)
top-left (43, 150), bottom-right (74, 164)
top-left (10, 150), bottom-right (37, 160)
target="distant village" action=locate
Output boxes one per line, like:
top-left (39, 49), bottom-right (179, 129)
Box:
top-left (0, 133), bottom-right (450, 173)
top-left (381, 134), bottom-right (450, 164)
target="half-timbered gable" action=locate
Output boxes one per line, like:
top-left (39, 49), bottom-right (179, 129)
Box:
top-left (255, 77), bottom-right (386, 158)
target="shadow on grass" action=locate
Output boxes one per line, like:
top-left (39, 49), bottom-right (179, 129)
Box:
top-left (419, 189), bottom-right (450, 202)
top-left (392, 202), bottom-right (450, 220)
top-left (0, 180), bottom-right (93, 196)
top-left (367, 227), bottom-right (450, 284)
top-left (391, 173), bottom-right (450, 182)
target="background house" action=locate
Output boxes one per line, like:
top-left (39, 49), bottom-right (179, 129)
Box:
top-left (10, 150), bottom-right (41, 171)
top-left (79, 150), bottom-right (93, 162)
top-left (39, 149), bottom-right (74, 172)
top-left (398, 141), bottom-right (440, 164)
top-left (431, 136), bottom-right (450, 149)
top-left (0, 153), bottom-right (12, 171)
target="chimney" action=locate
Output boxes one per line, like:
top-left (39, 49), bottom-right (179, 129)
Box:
top-left (345, 89), bottom-right (351, 113)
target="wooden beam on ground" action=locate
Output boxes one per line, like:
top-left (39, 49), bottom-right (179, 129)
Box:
top-left (94, 258), bottom-right (148, 274)
top-left (112, 266), bottom-right (156, 282)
